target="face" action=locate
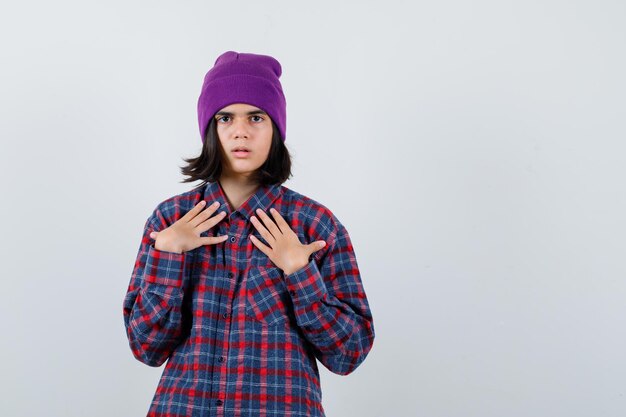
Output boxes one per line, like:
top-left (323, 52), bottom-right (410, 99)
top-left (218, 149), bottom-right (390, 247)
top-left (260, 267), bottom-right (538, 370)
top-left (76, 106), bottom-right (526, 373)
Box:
top-left (214, 102), bottom-right (273, 181)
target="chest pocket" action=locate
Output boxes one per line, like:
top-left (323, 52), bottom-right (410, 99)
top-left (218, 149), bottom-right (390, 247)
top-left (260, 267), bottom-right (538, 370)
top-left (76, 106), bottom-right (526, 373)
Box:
top-left (245, 266), bottom-right (291, 327)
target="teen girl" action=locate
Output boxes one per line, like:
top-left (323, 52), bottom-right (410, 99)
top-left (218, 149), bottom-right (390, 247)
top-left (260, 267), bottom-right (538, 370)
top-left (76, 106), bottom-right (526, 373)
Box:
top-left (123, 50), bottom-right (375, 417)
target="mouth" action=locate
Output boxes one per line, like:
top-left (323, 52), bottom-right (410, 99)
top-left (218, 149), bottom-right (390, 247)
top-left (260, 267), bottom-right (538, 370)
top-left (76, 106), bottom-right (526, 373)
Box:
top-left (232, 147), bottom-right (251, 158)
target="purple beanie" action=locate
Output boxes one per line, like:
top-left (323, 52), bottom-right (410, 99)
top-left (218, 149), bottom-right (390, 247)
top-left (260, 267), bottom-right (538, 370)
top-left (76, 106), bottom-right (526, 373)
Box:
top-left (197, 51), bottom-right (287, 143)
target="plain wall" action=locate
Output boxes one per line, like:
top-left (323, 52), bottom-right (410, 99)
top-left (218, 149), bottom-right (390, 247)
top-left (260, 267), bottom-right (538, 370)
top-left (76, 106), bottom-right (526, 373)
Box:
top-left (1, 1), bottom-right (625, 416)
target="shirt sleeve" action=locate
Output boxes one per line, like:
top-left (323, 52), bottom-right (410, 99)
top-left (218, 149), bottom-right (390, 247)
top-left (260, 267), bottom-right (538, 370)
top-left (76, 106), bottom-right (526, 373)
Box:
top-left (282, 217), bottom-right (375, 376)
top-left (122, 208), bottom-right (189, 367)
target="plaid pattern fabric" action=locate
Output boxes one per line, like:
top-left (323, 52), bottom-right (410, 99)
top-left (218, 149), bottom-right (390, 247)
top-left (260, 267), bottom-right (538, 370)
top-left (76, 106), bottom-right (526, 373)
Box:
top-left (123, 181), bottom-right (375, 417)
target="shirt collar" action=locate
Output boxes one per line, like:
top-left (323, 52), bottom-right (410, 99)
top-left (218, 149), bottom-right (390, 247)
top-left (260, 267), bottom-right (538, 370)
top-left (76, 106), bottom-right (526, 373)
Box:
top-left (202, 180), bottom-right (282, 222)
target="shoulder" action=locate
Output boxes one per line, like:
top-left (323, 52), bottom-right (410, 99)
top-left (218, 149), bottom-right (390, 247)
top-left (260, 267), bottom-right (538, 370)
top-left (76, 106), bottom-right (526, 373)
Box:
top-left (147, 185), bottom-right (205, 229)
top-left (279, 185), bottom-right (348, 245)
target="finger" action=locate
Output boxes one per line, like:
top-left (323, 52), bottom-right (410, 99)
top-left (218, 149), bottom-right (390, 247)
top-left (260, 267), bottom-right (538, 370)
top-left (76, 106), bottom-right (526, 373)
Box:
top-left (250, 215), bottom-right (276, 244)
top-left (149, 231), bottom-right (157, 239)
top-left (309, 240), bottom-right (326, 254)
top-left (268, 207), bottom-right (292, 235)
top-left (198, 210), bottom-right (228, 233)
top-left (181, 200), bottom-right (210, 222)
top-left (199, 235), bottom-right (229, 246)
top-left (250, 234), bottom-right (272, 255)
top-left (254, 208), bottom-right (281, 237)
top-left (189, 201), bottom-right (223, 227)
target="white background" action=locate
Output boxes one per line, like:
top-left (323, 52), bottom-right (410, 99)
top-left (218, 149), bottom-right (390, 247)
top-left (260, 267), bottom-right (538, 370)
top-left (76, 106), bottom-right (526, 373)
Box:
top-left (1, 1), bottom-right (625, 416)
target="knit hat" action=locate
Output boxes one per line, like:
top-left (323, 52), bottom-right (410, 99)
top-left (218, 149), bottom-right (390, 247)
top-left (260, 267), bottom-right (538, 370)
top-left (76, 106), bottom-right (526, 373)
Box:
top-left (197, 51), bottom-right (287, 143)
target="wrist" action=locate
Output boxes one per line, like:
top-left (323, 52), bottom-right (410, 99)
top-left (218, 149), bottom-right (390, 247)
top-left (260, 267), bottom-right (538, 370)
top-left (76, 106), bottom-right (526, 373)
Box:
top-left (283, 260), bottom-right (309, 276)
top-left (153, 242), bottom-right (183, 255)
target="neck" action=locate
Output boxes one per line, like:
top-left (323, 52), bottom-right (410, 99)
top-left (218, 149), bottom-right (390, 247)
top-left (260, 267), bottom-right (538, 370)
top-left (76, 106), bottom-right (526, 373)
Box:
top-left (218, 174), bottom-right (259, 212)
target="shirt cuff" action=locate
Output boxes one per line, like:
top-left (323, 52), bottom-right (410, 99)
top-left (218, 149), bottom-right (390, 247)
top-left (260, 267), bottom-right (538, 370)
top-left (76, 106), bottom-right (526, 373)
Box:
top-left (283, 259), bottom-right (329, 306)
top-left (142, 244), bottom-right (187, 287)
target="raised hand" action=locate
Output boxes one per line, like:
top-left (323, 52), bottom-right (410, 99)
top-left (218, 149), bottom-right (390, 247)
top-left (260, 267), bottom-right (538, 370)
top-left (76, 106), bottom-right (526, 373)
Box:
top-left (249, 207), bottom-right (326, 275)
top-left (149, 201), bottom-right (229, 254)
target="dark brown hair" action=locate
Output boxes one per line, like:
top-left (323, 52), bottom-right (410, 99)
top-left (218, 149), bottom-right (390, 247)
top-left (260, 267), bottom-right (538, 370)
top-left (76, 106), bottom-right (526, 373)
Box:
top-left (180, 117), bottom-right (293, 189)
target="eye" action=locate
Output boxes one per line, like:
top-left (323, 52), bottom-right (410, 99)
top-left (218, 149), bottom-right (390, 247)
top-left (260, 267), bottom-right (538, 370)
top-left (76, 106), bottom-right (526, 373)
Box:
top-left (251, 115), bottom-right (264, 122)
top-left (216, 115), bottom-right (230, 123)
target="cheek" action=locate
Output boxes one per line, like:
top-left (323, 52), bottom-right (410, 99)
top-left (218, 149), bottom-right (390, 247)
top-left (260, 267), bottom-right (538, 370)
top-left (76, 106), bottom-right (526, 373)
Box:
top-left (255, 151), bottom-right (269, 166)
top-left (259, 143), bottom-right (272, 161)
top-left (214, 130), bottom-right (225, 146)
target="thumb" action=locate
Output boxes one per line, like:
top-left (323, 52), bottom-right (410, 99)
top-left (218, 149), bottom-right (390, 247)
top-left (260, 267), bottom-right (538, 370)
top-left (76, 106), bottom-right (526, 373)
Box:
top-left (308, 240), bottom-right (326, 254)
top-left (149, 231), bottom-right (157, 239)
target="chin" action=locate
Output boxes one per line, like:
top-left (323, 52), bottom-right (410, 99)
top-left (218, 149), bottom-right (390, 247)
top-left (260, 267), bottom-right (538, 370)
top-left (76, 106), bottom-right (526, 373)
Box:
top-left (226, 164), bottom-right (262, 176)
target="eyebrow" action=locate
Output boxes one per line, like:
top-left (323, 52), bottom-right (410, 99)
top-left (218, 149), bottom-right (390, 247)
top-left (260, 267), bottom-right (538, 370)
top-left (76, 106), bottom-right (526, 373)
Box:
top-left (215, 109), bottom-right (267, 117)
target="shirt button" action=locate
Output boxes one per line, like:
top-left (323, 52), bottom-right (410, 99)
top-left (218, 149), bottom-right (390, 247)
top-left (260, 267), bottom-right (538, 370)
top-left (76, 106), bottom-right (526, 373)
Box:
top-left (228, 272), bottom-right (234, 278)
top-left (216, 399), bottom-right (223, 406)
top-left (222, 312), bottom-right (229, 319)
top-left (230, 236), bottom-right (236, 243)
top-left (218, 356), bottom-right (225, 362)
top-left (290, 290), bottom-right (296, 296)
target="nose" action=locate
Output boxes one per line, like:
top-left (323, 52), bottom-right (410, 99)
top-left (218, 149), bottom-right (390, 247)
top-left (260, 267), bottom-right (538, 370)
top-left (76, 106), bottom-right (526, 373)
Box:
top-left (232, 117), bottom-right (249, 138)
